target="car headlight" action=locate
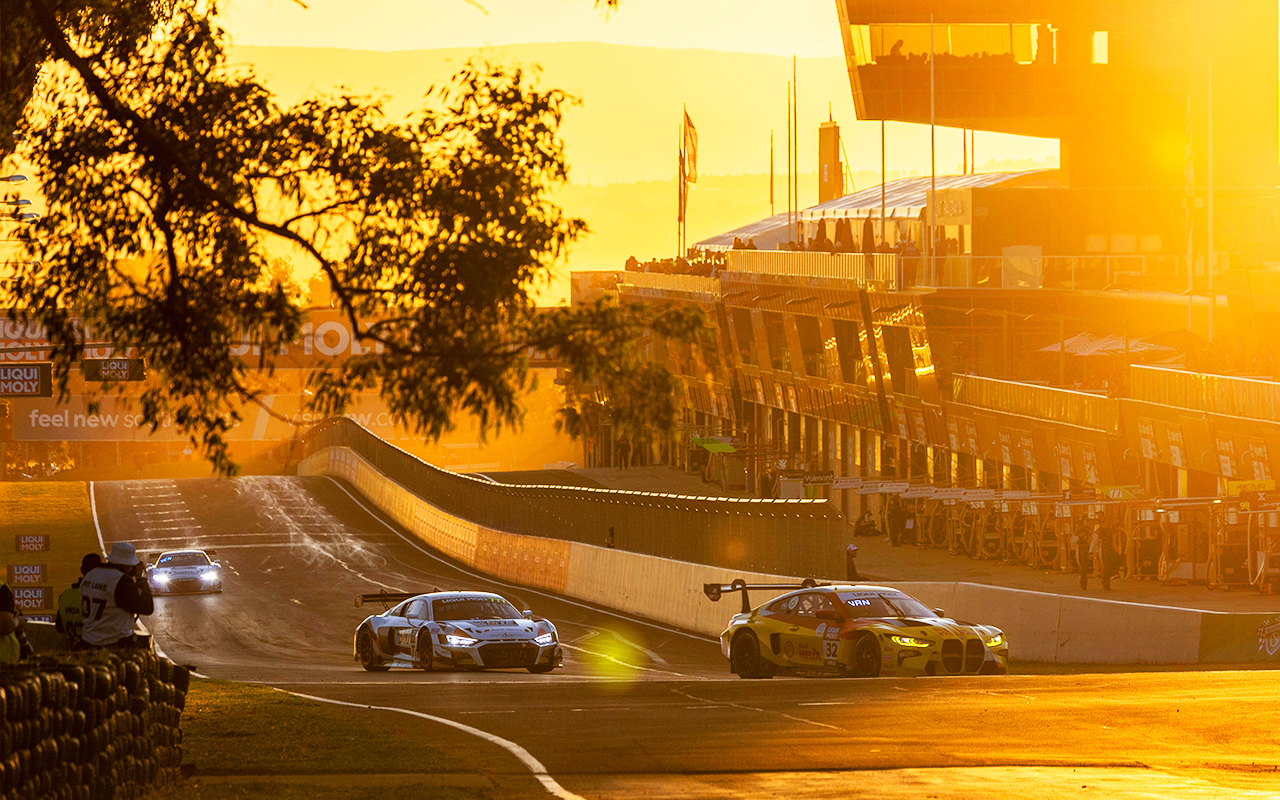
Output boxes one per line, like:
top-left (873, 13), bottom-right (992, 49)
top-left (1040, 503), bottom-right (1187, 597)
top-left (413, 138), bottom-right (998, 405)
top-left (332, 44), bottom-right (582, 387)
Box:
top-left (446, 634), bottom-right (479, 648)
top-left (889, 635), bottom-right (931, 648)
top-left (533, 632), bottom-right (556, 646)
top-left (201, 570), bottom-right (220, 582)
top-left (985, 633), bottom-right (1005, 648)
top-left (152, 573), bottom-right (169, 584)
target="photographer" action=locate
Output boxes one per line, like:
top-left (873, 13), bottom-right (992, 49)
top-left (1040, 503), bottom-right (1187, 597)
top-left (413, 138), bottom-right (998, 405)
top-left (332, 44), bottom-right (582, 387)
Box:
top-left (80, 542), bottom-right (154, 649)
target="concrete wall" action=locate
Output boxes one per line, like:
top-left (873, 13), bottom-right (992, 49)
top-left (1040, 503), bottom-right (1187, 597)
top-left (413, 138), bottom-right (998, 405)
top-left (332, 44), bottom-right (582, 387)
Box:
top-left (302, 447), bottom-right (1276, 665)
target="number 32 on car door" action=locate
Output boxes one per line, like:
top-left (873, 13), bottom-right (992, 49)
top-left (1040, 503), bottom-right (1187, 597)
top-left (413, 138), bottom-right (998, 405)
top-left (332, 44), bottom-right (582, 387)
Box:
top-left (823, 639), bottom-right (839, 664)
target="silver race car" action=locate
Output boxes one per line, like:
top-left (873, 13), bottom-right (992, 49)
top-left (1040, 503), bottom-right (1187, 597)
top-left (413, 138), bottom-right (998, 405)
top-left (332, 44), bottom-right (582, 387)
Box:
top-left (145, 549), bottom-right (223, 595)
top-left (353, 590), bottom-right (563, 674)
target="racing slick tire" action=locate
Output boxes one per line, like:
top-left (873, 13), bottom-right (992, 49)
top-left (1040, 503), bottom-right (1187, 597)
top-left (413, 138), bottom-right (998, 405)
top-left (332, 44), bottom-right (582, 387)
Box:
top-left (414, 629), bottom-right (434, 672)
top-left (357, 628), bottom-right (390, 673)
top-left (730, 632), bottom-right (771, 679)
top-left (527, 663), bottom-right (555, 674)
top-left (850, 633), bottom-right (881, 678)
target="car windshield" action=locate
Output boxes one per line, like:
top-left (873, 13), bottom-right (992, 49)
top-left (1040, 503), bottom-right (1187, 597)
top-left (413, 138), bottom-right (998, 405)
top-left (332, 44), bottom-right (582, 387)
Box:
top-left (156, 553), bottom-right (210, 568)
top-left (837, 591), bottom-right (938, 620)
top-left (433, 598), bottom-right (523, 622)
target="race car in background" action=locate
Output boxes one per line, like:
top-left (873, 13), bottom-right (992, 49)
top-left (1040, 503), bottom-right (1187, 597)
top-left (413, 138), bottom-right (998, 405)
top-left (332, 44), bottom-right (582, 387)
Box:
top-left (145, 549), bottom-right (223, 595)
top-left (353, 589), bottom-right (563, 674)
top-left (705, 580), bottom-right (1009, 679)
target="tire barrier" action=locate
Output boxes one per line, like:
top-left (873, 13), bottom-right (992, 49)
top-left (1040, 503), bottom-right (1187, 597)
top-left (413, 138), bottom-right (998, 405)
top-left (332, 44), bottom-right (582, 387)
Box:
top-left (0, 651), bottom-right (187, 800)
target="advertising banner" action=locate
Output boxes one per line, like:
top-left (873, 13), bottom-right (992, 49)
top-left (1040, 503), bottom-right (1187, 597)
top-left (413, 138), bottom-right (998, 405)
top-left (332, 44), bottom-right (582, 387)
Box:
top-left (1199, 612), bottom-right (1280, 663)
top-left (12, 393), bottom-right (416, 443)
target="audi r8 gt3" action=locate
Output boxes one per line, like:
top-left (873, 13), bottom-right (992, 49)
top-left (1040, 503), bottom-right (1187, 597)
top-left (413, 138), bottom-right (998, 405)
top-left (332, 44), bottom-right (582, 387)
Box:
top-left (145, 549), bottom-right (223, 595)
top-left (353, 590), bottom-right (563, 674)
top-left (706, 580), bottom-right (1009, 679)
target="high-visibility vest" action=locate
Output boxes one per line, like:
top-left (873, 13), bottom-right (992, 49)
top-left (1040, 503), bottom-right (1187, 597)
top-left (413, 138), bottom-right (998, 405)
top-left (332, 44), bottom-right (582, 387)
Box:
top-left (0, 583), bottom-right (21, 663)
top-left (57, 582), bottom-right (83, 640)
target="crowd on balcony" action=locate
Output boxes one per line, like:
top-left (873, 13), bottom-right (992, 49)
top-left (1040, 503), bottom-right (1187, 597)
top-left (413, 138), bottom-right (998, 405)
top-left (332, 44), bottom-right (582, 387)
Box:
top-left (623, 251), bottom-right (727, 277)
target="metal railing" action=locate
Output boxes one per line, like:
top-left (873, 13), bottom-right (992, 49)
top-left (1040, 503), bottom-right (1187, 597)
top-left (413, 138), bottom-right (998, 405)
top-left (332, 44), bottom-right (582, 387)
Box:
top-left (299, 418), bottom-right (845, 578)
top-left (724, 250), bottom-right (900, 290)
top-left (952, 374), bottom-right (1120, 432)
top-left (618, 272), bottom-right (722, 300)
top-left (1131, 366), bottom-right (1280, 421)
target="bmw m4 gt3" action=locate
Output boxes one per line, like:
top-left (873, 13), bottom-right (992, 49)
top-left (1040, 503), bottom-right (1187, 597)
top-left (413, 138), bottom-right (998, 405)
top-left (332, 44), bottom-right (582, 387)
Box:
top-left (145, 549), bottom-right (223, 595)
top-left (353, 590), bottom-right (563, 674)
top-left (706, 580), bottom-right (1009, 679)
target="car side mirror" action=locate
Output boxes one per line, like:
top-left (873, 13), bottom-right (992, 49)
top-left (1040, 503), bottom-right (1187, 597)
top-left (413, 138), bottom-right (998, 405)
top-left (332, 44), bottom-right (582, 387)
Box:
top-left (522, 610), bottom-right (534, 620)
top-left (933, 608), bottom-right (945, 618)
top-left (816, 609), bottom-right (840, 621)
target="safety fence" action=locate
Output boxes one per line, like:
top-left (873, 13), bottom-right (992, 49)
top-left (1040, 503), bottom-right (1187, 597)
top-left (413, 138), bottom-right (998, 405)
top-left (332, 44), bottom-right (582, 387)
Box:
top-left (298, 418), bottom-right (845, 578)
top-left (0, 650), bottom-right (189, 798)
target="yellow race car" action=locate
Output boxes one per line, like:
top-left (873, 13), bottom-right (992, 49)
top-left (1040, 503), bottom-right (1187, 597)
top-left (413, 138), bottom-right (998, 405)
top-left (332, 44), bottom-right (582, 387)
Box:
top-left (705, 580), bottom-right (1009, 679)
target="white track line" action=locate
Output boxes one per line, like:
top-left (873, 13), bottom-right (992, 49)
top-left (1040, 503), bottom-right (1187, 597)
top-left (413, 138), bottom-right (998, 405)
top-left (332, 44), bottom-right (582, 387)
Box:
top-left (89, 482), bottom-right (106, 556)
top-left (323, 477), bottom-right (718, 644)
top-left (278, 689), bottom-right (586, 800)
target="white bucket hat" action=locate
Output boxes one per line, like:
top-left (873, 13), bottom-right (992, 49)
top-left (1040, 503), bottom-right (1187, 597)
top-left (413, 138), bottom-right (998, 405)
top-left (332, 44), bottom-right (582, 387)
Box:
top-left (107, 542), bottom-right (140, 566)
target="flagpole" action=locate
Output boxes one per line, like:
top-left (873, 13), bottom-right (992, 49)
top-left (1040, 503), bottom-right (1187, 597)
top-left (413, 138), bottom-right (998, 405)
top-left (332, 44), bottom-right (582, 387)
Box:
top-left (881, 120), bottom-right (886, 246)
top-left (793, 55), bottom-right (799, 247)
top-left (929, 13), bottom-right (937, 287)
top-left (787, 81), bottom-right (793, 247)
top-left (677, 120), bottom-right (683, 257)
top-left (770, 130), bottom-right (775, 216)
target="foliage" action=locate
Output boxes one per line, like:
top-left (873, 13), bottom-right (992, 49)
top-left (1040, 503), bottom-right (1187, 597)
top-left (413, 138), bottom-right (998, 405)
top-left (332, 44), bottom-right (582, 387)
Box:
top-left (5, 0), bottom-right (692, 474)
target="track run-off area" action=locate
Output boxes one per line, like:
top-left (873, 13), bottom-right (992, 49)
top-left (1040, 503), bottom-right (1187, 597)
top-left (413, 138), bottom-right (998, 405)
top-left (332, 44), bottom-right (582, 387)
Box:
top-left (89, 477), bottom-right (1280, 799)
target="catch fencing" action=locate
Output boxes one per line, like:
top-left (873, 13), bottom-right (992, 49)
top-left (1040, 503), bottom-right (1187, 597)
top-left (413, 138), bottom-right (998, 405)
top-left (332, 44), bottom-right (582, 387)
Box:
top-left (299, 418), bottom-right (845, 578)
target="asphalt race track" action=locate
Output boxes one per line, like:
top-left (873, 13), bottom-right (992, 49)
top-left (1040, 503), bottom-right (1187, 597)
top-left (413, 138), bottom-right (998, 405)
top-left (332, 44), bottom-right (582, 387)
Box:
top-left (91, 477), bottom-right (1280, 799)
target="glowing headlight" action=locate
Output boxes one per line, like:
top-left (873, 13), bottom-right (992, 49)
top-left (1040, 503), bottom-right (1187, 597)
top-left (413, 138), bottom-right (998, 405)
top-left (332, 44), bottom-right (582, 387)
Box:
top-left (533, 632), bottom-right (556, 646)
top-left (985, 633), bottom-right (1005, 648)
top-left (889, 635), bottom-right (931, 648)
top-left (446, 634), bottom-right (479, 648)
top-left (201, 570), bottom-right (220, 582)
top-left (152, 573), bottom-right (170, 584)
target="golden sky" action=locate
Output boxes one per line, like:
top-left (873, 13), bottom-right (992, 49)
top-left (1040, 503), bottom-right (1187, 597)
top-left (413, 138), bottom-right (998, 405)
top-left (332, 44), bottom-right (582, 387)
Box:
top-left (221, 0), bottom-right (847, 57)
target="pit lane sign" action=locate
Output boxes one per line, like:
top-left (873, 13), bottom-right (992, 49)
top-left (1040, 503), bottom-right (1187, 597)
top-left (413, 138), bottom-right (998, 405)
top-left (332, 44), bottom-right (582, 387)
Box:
top-left (0, 364), bottom-right (52, 397)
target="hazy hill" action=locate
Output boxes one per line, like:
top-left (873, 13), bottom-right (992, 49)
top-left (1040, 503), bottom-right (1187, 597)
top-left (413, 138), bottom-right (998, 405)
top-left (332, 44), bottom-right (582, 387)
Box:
top-left (230, 42), bottom-right (855, 186)
top-left (229, 42), bottom-right (1057, 302)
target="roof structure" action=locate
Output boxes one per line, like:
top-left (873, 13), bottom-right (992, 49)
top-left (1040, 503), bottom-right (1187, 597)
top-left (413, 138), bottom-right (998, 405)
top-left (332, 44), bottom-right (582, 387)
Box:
top-left (1037, 332), bottom-right (1176, 357)
top-left (694, 170), bottom-right (1056, 251)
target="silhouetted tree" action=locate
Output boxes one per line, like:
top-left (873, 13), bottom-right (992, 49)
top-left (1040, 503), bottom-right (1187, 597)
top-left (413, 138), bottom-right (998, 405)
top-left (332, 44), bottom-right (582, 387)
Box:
top-left (3, 0), bottom-right (692, 474)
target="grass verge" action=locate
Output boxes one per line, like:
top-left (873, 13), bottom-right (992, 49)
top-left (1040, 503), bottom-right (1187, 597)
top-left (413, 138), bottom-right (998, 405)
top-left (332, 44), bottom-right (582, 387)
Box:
top-left (165, 678), bottom-right (495, 800)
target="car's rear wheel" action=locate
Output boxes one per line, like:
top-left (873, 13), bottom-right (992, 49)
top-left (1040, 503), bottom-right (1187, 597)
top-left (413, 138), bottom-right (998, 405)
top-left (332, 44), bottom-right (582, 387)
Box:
top-left (414, 629), bottom-right (434, 671)
top-left (850, 633), bottom-right (881, 678)
top-left (357, 628), bottom-right (390, 673)
top-left (730, 632), bottom-right (769, 679)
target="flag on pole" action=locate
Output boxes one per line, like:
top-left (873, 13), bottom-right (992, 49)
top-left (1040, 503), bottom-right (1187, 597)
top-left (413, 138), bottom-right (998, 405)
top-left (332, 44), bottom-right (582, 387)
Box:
top-left (683, 111), bottom-right (698, 185)
top-left (678, 149), bottom-right (687, 224)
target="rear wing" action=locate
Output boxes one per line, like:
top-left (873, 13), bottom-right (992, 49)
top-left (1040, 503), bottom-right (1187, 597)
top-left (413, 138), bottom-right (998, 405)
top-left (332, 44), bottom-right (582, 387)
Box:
top-left (144, 549), bottom-right (217, 561)
top-left (355, 591), bottom-right (420, 609)
top-left (703, 578), bottom-right (826, 614)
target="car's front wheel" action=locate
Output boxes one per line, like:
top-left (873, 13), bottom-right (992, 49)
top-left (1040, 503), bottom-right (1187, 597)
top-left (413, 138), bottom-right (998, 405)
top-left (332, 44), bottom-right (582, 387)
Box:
top-left (730, 632), bottom-right (770, 679)
top-left (357, 628), bottom-right (390, 673)
top-left (850, 633), bottom-right (881, 678)
top-left (527, 662), bottom-right (555, 674)
top-left (414, 629), bottom-right (434, 672)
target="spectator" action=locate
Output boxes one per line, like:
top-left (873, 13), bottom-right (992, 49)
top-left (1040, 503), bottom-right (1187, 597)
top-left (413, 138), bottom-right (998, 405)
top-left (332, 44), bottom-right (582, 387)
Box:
top-left (887, 495), bottom-right (905, 547)
top-left (1092, 526), bottom-right (1119, 591)
top-left (854, 509), bottom-right (879, 538)
top-left (0, 580), bottom-right (31, 663)
top-left (606, 526), bottom-right (616, 549)
top-left (1074, 527), bottom-right (1092, 590)
top-left (81, 542), bottom-right (154, 649)
top-left (56, 552), bottom-right (102, 648)
top-left (845, 544), bottom-right (862, 581)
top-left (745, 237), bottom-right (758, 250)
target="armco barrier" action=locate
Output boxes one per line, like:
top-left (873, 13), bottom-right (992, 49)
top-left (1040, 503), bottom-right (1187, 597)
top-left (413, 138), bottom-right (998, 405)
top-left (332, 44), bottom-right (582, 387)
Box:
top-left (0, 651), bottom-right (189, 799)
top-left (303, 445), bottom-right (1280, 665)
top-left (299, 419), bottom-right (844, 578)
